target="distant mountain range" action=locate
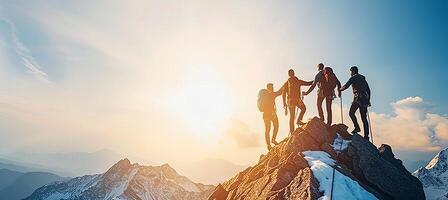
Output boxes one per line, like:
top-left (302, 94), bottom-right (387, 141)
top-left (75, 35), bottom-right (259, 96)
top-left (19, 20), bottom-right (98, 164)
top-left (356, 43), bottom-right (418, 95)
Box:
top-left (1, 149), bottom-right (244, 185)
top-left (0, 169), bottom-right (65, 200)
top-left (413, 147), bottom-right (448, 200)
top-left (26, 159), bottom-right (214, 200)
top-left (2, 149), bottom-right (123, 177)
top-left (0, 157), bottom-right (66, 175)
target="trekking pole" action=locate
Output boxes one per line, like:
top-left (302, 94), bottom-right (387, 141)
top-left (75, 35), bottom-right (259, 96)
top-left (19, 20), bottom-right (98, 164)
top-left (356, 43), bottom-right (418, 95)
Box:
top-left (329, 130), bottom-right (344, 200)
top-left (330, 94), bottom-right (345, 200)
top-left (340, 95), bottom-right (343, 124)
top-left (367, 109), bottom-right (374, 144)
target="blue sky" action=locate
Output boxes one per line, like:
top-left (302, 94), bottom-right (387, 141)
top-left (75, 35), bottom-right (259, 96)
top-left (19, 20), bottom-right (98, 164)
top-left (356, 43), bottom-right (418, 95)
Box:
top-left (0, 1), bottom-right (447, 168)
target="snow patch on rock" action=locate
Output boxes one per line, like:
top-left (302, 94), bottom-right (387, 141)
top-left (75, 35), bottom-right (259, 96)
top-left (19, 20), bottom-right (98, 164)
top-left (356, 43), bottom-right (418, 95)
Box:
top-left (331, 133), bottom-right (350, 152)
top-left (303, 151), bottom-right (377, 200)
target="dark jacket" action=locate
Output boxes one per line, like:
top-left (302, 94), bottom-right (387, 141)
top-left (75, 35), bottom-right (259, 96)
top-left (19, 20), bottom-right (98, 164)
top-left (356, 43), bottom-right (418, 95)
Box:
top-left (304, 70), bottom-right (324, 96)
top-left (342, 74), bottom-right (370, 95)
top-left (341, 74), bottom-right (371, 106)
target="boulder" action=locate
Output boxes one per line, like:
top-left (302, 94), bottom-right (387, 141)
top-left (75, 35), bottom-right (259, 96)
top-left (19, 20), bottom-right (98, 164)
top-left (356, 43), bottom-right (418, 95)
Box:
top-left (345, 134), bottom-right (425, 200)
top-left (329, 123), bottom-right (352, 140)
top-left (301, 117), bottom-right (331, 144)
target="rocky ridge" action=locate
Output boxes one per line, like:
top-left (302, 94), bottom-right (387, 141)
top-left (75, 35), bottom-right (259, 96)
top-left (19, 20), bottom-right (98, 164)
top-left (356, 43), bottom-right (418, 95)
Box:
top-left (208, 117), bottom-right (425, 200)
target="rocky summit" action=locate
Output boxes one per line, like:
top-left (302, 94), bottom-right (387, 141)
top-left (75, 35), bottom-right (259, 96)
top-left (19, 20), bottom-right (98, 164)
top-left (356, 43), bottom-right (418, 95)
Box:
top-left (208, 117), bottom-right (425, 200)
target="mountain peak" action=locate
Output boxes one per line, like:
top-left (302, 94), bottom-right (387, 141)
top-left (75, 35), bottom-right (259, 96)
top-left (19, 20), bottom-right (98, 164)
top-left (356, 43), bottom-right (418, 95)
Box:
top-left (115, 158), bottom-right (131, 167)
top-left (413, 147), bottom-right (448, 199)
top-left (104, 158), bottom-right (132, 176)
top-left (208, 117), bottom-right (424, 200)
top-left (26, 160), bottom-right (214, 200)
top-left (425, 147), bottom-right (448, 170)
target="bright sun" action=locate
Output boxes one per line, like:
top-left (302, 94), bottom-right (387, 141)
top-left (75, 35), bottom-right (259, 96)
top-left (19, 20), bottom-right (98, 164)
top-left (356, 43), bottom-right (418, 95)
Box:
top-left (168, 68), bottom-right (232, 134)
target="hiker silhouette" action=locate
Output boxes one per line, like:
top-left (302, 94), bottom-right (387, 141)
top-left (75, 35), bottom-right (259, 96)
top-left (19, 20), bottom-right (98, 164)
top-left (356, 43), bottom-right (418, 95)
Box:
top-left (339, 66), bottom-right (371, 140)
top-left (303, 63), bottom-right (342, 126)
top-left (282, 69), bottom-right (313, 133)
top-left (302, 63), bottom-right (341, 126)
top-left (257, 83), bottom-right (283, 150)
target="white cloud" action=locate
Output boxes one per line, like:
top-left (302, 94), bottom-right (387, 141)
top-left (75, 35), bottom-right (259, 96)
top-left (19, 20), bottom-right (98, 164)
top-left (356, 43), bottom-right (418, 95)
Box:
top-left (224, 118), bottom-right (261, 148)
top-left (369, 97), bottom-right (447, 152)
top-left (1, 18), bottom-right (49, 82)
top-left (394, 96), bottom-right (423, 106)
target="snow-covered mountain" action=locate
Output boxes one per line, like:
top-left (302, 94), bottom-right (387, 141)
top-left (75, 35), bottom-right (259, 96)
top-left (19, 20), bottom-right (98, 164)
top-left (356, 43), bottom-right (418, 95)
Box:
top-left (25, 158), bottom-right (214, 200)
top-left (413, 147), bottom-right (448, 200)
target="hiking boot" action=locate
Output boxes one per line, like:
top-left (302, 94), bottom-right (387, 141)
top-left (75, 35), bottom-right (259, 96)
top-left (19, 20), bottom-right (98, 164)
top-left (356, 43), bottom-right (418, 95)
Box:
top-left (297, 121), bottom-right (306, 126)
top-left (351, 128), bottom-right (361, 134)
top-left (271, 139), bottom-right (279, 145)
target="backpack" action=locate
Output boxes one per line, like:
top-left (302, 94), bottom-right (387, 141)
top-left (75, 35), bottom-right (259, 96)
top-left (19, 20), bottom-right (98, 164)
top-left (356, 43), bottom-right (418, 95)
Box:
top-left (257, 89), bottom-right (269, 112)
top-left (322, 67), bottom-right (337, 96)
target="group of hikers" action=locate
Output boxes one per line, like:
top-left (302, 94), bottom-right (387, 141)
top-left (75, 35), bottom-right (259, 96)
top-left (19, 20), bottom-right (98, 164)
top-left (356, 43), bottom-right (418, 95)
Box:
top-left (258, 64), bottom-right (371, 150)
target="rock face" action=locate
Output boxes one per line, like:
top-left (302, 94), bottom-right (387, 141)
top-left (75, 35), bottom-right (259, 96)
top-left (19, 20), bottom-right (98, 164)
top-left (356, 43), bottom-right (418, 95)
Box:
top-left (413, 147), bottom-right (448, 200)
top-left (25, 159), bottom-right (214, 200)
top-left (209, 117), bottom-right (425, 200)
top-left (344, 135), bottom-right (425, 199)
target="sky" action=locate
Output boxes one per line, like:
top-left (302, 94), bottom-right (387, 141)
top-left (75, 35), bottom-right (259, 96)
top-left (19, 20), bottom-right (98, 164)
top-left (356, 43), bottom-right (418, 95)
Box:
top-left (0, 0), bottom-right (447, 168)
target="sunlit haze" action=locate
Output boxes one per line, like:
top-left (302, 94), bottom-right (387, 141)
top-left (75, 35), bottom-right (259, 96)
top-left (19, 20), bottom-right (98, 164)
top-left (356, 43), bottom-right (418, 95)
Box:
top-left (1, 0), bottom-right (448, 170)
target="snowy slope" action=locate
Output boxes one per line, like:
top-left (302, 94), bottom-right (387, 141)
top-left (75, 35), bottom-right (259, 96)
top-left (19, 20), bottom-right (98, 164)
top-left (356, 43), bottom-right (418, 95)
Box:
top-left (25, 159), bottom-right (214, 200)
top-left (303, 151), bottom-right (377, 200)
top-left (302, 133), bottom-right (377, 200)
top-left (413, 147), bottom-right (448, 200)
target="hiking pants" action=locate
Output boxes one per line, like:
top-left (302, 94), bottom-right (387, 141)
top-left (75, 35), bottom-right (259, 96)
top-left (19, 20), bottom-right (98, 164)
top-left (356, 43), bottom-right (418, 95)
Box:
top-left (263, 111), bottom-right (279, 146)
top-left (288, 98), bottom-right (306, 133)
top-left (317, 96), bottom-right (333, 125)
top-left (349, 101), bottom-right (369, 138)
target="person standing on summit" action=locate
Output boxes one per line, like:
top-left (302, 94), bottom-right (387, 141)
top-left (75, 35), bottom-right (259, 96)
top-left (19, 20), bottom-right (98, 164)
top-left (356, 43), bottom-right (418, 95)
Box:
top-left (258, 83), bottom-right (283, 150)
top-left (339, 66), bottom-right (371, 140)
top-left (303, 63), bottom-right (327, 123)
top-left (282, 69), bottom-right (313, 134)
top-left (304, 66), bottom-right (341, 126)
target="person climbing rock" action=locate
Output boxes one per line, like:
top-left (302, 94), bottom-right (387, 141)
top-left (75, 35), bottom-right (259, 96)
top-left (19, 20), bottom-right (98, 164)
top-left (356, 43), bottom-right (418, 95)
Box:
top-left (339, 66), bottom-right (371, 140)
top-left (305, 67), bottom-right (341, 126)
top-left (303, 63), bottom-right (326, 122)
top-left (282, 69), bottom-right (313, 133)
top-left (258, 83), bottom-right (283, 150)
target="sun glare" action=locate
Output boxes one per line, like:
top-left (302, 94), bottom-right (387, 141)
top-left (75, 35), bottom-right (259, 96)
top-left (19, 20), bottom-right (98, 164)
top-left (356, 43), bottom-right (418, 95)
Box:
top-left (167, 68), bottom-right (233, 135)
